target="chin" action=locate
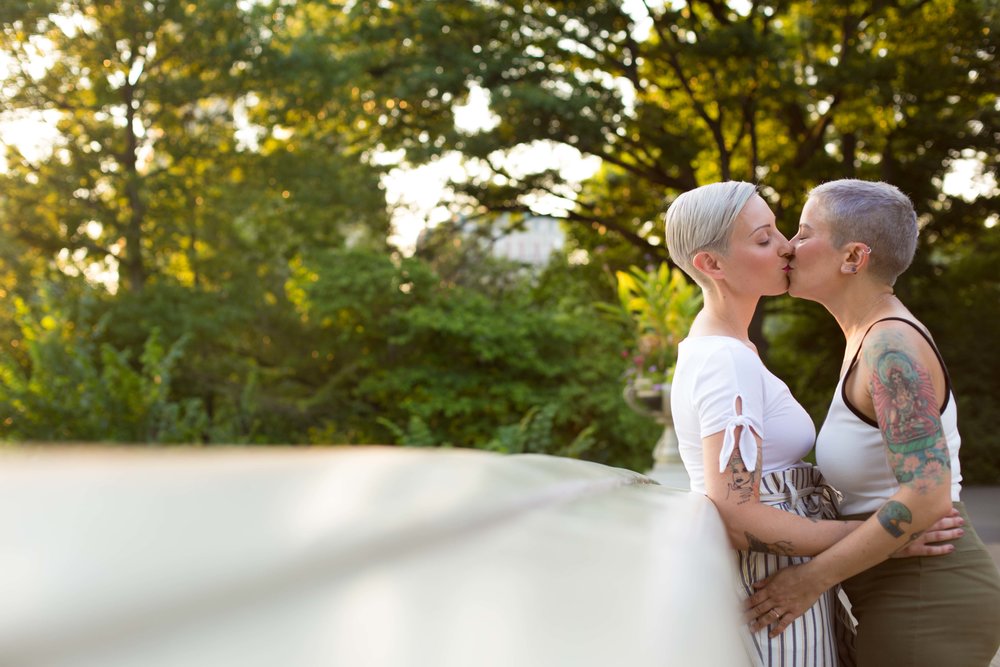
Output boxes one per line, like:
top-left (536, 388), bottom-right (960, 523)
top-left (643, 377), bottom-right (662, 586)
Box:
top-left (768, 278), bottom-right (791, 296)
top-left (787, 285), bottom-right (817, 301)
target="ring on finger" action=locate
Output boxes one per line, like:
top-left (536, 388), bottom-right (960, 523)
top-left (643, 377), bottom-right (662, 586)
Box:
top-left (770, 609), bottom-right (781, 620)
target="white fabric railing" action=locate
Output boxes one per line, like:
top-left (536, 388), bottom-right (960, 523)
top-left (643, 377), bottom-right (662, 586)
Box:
top-left (0, 446), bottom-right (752, 666)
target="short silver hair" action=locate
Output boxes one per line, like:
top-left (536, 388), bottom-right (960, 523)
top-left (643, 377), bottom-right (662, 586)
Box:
top-left (806, 179), bottom-right (917, 285)
top-left (664, 181), bottom-right (758, 288)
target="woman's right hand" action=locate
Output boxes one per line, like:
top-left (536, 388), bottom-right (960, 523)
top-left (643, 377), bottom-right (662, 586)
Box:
top-left (747, 563), bottom-right (828, 637)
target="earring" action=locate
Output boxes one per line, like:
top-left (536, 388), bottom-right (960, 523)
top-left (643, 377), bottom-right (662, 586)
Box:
top-left (850, 266), bottom-right (858, 274)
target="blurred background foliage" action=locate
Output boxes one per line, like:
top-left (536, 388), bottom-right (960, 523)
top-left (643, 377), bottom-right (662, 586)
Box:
top-left (0, 0), bottom-right (997, 481)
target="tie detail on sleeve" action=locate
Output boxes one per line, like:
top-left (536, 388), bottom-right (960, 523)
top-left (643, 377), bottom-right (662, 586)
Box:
top-left (717, 396), bottom-right (762, 473)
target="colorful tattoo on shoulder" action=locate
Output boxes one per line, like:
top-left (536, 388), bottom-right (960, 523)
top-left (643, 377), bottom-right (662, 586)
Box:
top-left (868, 344), bottom-right (951, 493)
top-left (876, 500), bottom-right (912, 538)
top-left (745, 531), bottom-right (794, 555)
top-left (726, 452), bottom-right (757, 505)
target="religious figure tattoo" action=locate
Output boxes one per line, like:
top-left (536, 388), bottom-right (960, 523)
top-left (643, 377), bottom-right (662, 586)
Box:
top-left (873, 350), bottom-right (939, 455)
top-left (877, 500), bottom-right (912, 538)
top-left (867, 338), bottom-right (951, 495)
top-left (745, 531), bottom-right (794, 555)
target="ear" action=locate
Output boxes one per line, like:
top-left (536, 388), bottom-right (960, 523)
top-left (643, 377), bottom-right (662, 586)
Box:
top-left (692, 250), bottom-right (725, 281)
top-left (840, 242), bottom-right (871, 275)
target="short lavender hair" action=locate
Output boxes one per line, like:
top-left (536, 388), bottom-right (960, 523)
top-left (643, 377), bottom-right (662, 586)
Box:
top-left (807, 179), bottom-right (918, 285)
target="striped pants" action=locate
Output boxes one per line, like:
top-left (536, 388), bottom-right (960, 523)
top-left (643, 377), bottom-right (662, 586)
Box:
top-left (736, 466), bottom-right (856, 667)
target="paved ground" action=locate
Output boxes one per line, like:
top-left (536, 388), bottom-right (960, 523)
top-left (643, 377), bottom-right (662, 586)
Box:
top-left (962, 487), bottom-right (1000, 667)
top-left (963, 486), bottom-right (1000, 568)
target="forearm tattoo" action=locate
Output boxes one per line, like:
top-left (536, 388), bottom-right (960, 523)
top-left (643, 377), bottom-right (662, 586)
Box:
top-left (745, 531), bottom-right (795, 555)
top-left (876, 500), bottom-right (912, 538)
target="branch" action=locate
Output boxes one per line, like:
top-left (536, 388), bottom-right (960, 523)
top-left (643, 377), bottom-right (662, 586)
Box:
top-left (15, 226), bottom-right (112, 260)
top-left (563, 208), bottom-right (668, 256)
top-left (650, 4), bottom-right (731, 177)
top-left (590, 145), bottom-right (693, 191)
top-left (693, 0), bottom-right (733, 25)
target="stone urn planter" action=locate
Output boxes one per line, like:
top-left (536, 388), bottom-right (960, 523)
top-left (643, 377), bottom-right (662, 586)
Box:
top-left (623, 381), bottom-right (689, 490)
top-left (614, 263), bottom-right (700, 491)
top-left (623, 379), bottom-right (667, 418)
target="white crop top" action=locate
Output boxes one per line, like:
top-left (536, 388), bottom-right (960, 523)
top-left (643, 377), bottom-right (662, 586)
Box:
top-left (815, 318), bottom-right (963, 515)
top-left (671, 336), bottom-right (815, 494)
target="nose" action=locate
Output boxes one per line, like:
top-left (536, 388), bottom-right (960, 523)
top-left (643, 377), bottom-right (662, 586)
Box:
top-left (777, 234), bottom-right (794, 259)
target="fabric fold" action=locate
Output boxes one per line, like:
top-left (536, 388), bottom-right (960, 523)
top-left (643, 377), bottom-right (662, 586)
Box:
top-left (717, 396), bottom-right (762, 473)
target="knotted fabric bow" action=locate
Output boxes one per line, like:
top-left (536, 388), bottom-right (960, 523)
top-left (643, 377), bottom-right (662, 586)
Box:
top-left (717, 396), bottom-right (761, 473)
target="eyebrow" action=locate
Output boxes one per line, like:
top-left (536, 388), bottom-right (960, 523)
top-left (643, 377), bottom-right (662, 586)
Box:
top-left (747, 223), bottom-right (773, 237)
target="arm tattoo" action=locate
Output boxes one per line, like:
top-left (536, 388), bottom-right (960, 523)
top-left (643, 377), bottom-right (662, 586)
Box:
top-left (725, 451), bottom-right (757, 505)
top-left (876, 500), bottom-right (912, 538)
top-left (868, 343), bottom-right (951, 494)
top-left (745, 531), bottom-right (794, 555)
top-left (872, 350), bottom-right (940, 454)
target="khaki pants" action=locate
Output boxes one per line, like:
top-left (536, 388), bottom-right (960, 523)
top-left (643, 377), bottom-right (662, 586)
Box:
top-left (842, 502), bottom-right (1000, 666)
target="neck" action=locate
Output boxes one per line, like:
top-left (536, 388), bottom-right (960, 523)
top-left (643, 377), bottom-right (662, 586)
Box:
top-left (693, 289), bottom-right (758, 343)
top-left (829, 286), bottom-right (897, 341)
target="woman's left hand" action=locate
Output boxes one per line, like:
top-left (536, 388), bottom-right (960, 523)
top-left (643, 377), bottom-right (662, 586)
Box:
top-left (890, 507), bottom-right (963, 558)
top-left (745, 564), bottom-right (826, 637)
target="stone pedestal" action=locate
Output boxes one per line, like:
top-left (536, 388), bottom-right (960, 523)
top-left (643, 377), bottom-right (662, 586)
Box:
top-left (647, 423), bottom-right (689, 490)
top-left (623, 382), bottom-right (691, 491)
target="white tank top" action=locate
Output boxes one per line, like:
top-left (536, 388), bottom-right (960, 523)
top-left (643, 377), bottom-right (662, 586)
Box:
top-left (815, 318), bottom-right (963, 515)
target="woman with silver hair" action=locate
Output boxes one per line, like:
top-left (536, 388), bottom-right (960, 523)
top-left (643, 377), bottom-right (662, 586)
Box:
top-left (664, 181), bottom-right (960, 666)
top-left (747, 179), bottom-right (1000, 665)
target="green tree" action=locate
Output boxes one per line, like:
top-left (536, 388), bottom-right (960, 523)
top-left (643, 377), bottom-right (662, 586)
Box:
top-left (0, 288), bottom-right (216, 442)
top-left (0, 1), bottom-right (394, 447)
top-left (340, 0), bottom-right (998, 246)
top-left (287, 246), bottom-right (659, 470)
top-left (0, 1), bottom-right (255, 291)
top-left (0, 1), bottom-right (390, 296)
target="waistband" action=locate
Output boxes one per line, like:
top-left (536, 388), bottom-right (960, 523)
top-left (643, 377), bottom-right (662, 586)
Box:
top-left (757, 465), bottom-right (841, 515)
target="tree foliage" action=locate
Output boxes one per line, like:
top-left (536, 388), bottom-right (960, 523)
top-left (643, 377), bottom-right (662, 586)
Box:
top-left (0, 0), bottom-right (389, 298)
top-left (0, 247), bottom-right (660, 471)
top-left (341, 0), bottom-right (998, 244)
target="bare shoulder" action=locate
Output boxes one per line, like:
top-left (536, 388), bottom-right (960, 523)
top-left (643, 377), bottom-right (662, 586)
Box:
top-left (859, 318), bottom-right (947, 404)
top-left (859, 319), bottom-right (939, 371)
